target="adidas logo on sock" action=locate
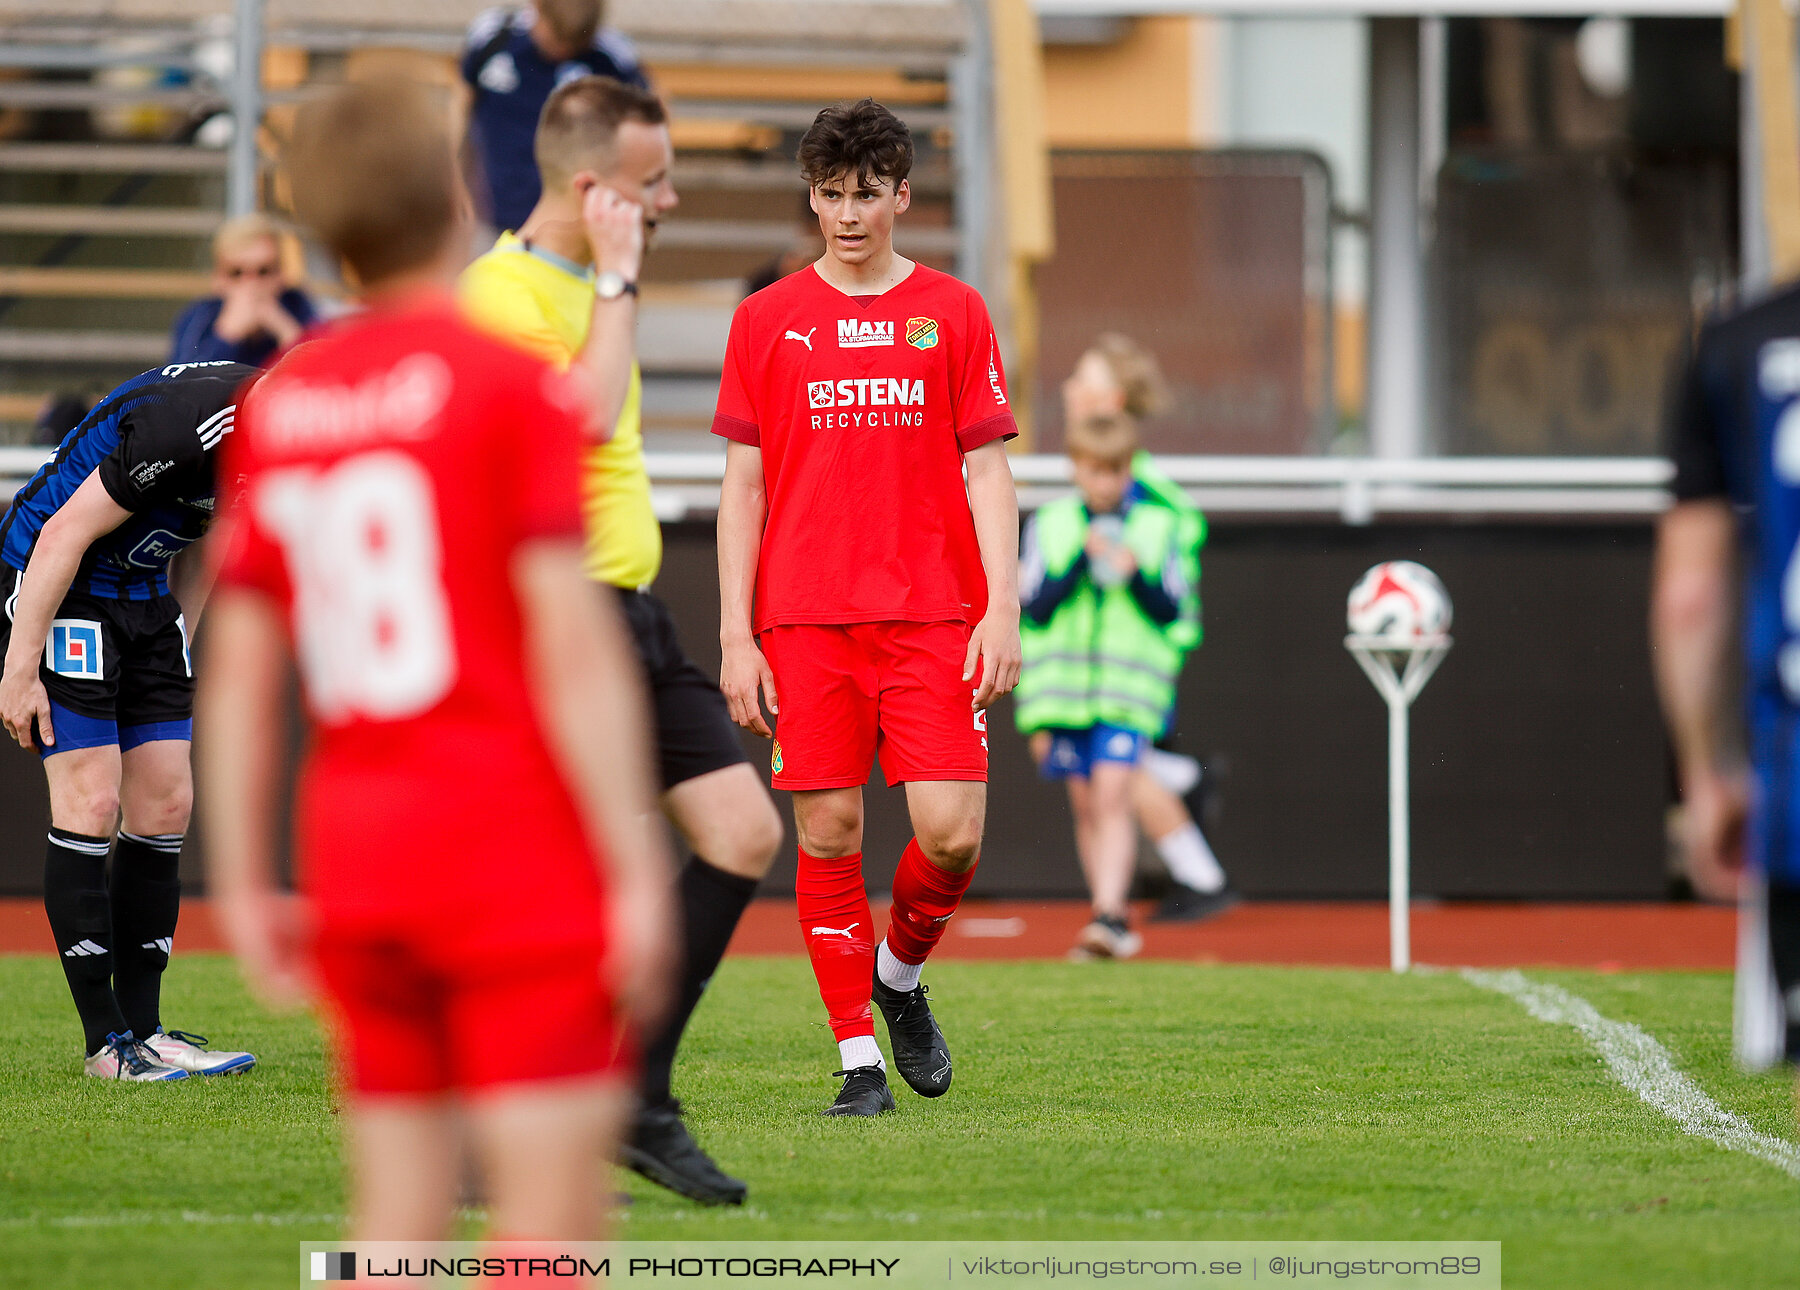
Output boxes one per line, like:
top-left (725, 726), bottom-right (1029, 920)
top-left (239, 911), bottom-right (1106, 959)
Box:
top-left (141, 938), bottom-right (172, 954)
top-left (62, 939), bottom-right (107, 957)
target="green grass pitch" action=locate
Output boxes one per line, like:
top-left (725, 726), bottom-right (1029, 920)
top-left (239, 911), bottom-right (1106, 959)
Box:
top-left (0, 954), bottom-right (1794, 1289)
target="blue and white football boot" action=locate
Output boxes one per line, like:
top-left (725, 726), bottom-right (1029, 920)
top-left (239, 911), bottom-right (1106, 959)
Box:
top-left (84, 1031), bottom-right (189, 1081)
top-left (143, 1029), bottom-right (256, 1076)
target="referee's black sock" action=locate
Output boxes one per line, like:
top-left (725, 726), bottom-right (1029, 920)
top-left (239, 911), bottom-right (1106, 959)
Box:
top-left (44, 828), bottom-right (130, 1055)
top-left (638, 857), bottom-right (760, 1110)
top-left (110, 831), bottom-right (184, 1041)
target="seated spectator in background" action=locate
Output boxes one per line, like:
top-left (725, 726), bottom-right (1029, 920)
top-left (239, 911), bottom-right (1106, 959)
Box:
top-left (463, 1), bottom-right (649, 236)
top-left (167, 214), bottom-right (314, 368)
top-left (743, 194), bottom-right (825, 297)
top-left (32, 392), bottom-right (93, 447)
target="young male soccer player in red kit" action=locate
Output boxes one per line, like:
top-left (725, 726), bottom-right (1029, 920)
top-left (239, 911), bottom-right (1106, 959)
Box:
top-left (197, 79), bottom-right (673, 1242)
top-left (714, 99), bottom-right (1022, 1116)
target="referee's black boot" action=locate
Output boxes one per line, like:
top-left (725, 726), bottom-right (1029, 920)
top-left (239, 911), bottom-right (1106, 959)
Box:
top-left (624, 1101), bottom-right (747, 1206)
top-left (823, 1065), bottom-right (895, 1117)
top-left (871, 971), bottom-right (953, 1097)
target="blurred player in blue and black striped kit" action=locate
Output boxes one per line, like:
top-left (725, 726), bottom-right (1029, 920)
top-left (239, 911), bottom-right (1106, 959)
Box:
top-left (0, 360), bottom-right (260, 1082)
top-left (1656, 289), bottom-right (1800, 1119)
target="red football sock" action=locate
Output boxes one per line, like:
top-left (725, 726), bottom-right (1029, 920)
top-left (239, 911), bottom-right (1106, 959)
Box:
top-left (796, 849), bottom-right (875, 1041)
top-left (884, 839), bottom-right (977, 965)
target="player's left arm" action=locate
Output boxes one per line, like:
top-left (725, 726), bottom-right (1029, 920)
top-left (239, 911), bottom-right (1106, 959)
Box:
top-left (195, 586), bottom-right (310, 1009)
top-left (1652, 497), bottom-right (1745, 900)
top-left (0, 472), bottom-right (131, 749)
top-left (964, 438), bottom-right (1021, 711)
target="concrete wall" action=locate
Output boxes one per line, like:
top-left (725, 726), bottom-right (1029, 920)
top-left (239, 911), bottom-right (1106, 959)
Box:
top-left (0, 518), bottom-right (1669, 903)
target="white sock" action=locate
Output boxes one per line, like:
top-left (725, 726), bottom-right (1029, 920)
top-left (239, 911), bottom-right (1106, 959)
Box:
top-left (1157, 823), bottom-right (1225, 892)
top-left (876, 938), bottom-right (923, 992)
top-left (1144, 747), bottom-right (1201, 796)
top-left (838, 1034), bottom-right (884, 1071)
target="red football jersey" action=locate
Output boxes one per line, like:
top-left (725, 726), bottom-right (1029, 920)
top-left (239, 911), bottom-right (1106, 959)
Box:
top-left (711, 263), bottom-right (1016, 632)
top-left (217, 294), bottom-right (604, 945)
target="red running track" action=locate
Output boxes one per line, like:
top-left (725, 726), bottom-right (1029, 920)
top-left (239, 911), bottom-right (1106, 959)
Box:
top-left (0, 897), bottom-right (1736, 970)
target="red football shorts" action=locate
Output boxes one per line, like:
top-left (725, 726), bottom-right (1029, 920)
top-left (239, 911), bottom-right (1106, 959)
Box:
top-left (760, 620), bottom-right (989, 790)
top-left (311, 914), bottom-right (626, 1097)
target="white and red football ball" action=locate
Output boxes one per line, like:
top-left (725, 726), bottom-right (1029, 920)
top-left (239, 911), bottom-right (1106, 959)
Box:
top-left (1346, 561), bottom-right (1452, 643)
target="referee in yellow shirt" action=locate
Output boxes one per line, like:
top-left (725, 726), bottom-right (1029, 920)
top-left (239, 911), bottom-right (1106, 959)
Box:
top-left (461, 77), bottom-right (780, 1207)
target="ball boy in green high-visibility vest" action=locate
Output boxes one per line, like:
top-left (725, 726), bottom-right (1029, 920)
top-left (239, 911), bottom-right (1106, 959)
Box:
top-left (1060, 335), bottom-right (1231, 922)
top-left (1016, 412), bottom-right (1188, 959)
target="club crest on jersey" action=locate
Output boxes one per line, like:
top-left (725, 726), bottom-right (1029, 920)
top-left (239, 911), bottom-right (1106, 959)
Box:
top-left (906, 317), bottom-right (939, 350)
top-left (46, 619), bottom-right (103, 679)
top-left (837, 318), bottom-right (894, 349)
top-left (1762, 339), bottom-right (1800, 396)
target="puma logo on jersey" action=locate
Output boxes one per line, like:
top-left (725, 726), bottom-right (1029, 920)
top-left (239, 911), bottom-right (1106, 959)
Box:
top-left (810, 923), bottom-right (861, 939)
top-left (785, 328), bottom-right (816, 350)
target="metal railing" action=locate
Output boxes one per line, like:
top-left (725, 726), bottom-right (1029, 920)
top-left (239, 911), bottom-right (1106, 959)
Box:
top-left (0, 447), bottom-right (1673, 522)
top-left (640, 453), bottom-right (1674, 523)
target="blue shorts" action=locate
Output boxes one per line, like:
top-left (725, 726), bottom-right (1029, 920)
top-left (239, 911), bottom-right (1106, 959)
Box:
top-left (1038, 724), bottom-right (1148, 781)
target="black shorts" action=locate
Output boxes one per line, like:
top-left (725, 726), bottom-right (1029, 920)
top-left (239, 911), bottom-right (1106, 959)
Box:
top-left (2, 566), bottom-right (193, 756)
top-left (1767, 883), bottom-right (1800, 1065)
top-left (616, 587), bottom-right (746, 792)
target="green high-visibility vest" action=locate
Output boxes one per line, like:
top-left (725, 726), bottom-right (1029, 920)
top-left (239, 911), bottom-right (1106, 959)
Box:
top-left (1132, 451), bottom-right (1206, 655)
top-left (1015, 493), bottom-right (1185, 737)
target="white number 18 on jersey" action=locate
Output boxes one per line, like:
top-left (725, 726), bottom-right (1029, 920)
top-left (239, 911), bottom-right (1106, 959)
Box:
top-left (256, 451), bottom-right (457, 723)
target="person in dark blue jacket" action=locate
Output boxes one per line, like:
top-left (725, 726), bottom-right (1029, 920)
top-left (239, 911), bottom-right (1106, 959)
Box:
top-left (462, 2), bottom-right (650, 235)
top-left (166, 214), bottom-right (315, 368)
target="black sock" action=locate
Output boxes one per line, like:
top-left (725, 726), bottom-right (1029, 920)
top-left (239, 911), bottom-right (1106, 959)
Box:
top-left (110, 831), bottom-right (183, 1040)
top-left (44, 828), bottom-right (129, 1055)
top-left (637, 857), bottom-right (760, 1109)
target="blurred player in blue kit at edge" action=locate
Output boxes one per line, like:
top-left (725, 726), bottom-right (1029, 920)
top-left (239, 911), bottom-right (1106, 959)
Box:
top-left (1655, 290), bottom-right (1800, 1127)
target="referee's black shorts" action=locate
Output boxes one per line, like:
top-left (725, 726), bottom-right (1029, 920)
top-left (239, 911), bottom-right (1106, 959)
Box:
top-left (614, 587), bottom-right (747, 793)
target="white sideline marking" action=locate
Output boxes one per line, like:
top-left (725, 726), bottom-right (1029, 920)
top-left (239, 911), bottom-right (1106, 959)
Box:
top-left (1462, 968), bottom-right (1800, 1180)
top-left (955, 917), bottom-right (1026, 939)
top-left (0, 1211), bottom-right (342, 1229)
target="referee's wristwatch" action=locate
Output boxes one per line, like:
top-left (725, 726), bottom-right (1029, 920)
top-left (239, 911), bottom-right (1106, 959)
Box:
top-left (595, 271), bottom-right (639, 301)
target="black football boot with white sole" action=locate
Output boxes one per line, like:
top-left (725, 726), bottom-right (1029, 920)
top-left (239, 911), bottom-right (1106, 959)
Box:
top-left (823, 1065), bottom-right (895, 1117)
top-left (871, 970), bottom-right (953, 1097)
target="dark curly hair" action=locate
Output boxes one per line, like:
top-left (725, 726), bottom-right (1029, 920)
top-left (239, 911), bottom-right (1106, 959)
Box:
top-left (797, 98), bottom-right (914, 191)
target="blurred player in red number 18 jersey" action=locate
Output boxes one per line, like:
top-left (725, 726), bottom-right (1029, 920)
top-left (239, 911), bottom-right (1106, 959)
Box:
top-left (714, 99), bottom-right (1022, 1116)
top-left (196, 80), bottom-right (673, 1244)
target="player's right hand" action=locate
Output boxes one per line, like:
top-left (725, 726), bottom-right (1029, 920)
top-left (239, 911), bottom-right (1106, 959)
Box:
top-left (0, 665), bottom-right (52, 749)
top-left (1681, 764), bottom-right (1748, 902)
top-left (720, 639), bottom-right (778, 738)
top-left (216, 889), bottom-right (311, 1012)
top-left (581, 182), bottom-right (645, 282)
